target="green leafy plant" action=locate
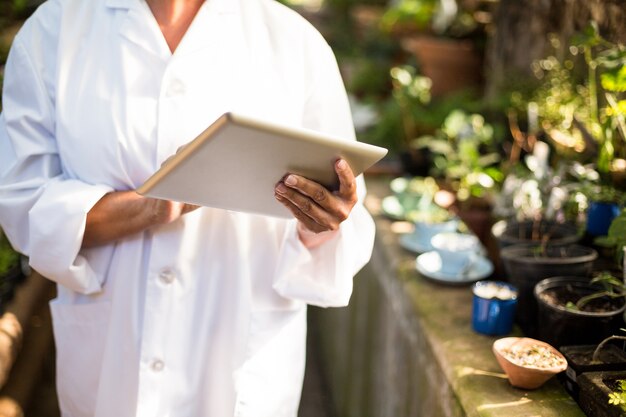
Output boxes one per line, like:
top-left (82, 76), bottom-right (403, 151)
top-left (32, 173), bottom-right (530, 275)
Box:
top-left (379, 0), bottom-right (489, 39)
top-left (0, 231), bottom-right (19, 276)
top-left (594, 209), bottom-right (626, 266)
top-left (572, 22), bottom-right (626, 179)
top-left (587, 184), bottom-right (626, 205)
top-left (413, 109), bottom-right (504, 201)
top-left (360, 62), bottom-right (491, 156)
top-left (569, 271), bottom-right (626, 312)
top-left (390, 176), bottom-right (453, 223)
top-left (380, 0), bottom-right (437, 34)
top-left (389, 64), bottom-right (433, 150)
top-left (608, 379), bottom-right (626, 411)
top-left (511, 23), bottom-right (626, 183)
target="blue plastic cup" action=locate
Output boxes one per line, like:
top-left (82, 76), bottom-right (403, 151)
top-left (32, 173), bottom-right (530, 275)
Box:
top-left (472, 281), bottom-right (518, 336)
top-left (586, 201), bottom-right (621, 237)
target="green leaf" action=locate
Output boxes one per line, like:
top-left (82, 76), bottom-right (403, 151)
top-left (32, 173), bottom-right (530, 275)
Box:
top-left (571, 21), bottom-right (602, 48)
top-left (608, 210), bottom-right (626, 238)
top-left (601, 66), bottom-right (626, 92)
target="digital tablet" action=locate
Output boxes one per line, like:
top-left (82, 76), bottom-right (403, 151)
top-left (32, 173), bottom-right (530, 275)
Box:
top-left (137, 112), bottom-right (388, 218)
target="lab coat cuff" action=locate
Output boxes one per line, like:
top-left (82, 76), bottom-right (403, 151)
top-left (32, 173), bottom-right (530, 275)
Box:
top-left (28, 179), bottom-right (113, 294)
top-left (273, 205), bottom-right (375, 307)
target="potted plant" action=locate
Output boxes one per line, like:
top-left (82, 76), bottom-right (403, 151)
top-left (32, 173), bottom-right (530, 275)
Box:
top-left (535, 276), bottom-right (626, 404)
top-left (387, 65), bottom-right (434, 175)
top-left (534, 272), bottom-right (626, 349)
top-left (413, 110), bottom-right (503, 202)
top-left (382, 175), bottom-right (445, 221)
top-left (412, 109), bottom-right (504, 241)
top-left (491, 219), bottom-right (582, 249)
top-left (378, 64), bottom-right (489, 175)
top-left (491, 143), bottom-right (585, 249)
top-left (500, 244), bottom-right (598, 337)
top-left (381, 0), bottom-right (493, 96)
top-left (400, 34), bottom-right (483, 97)
top-left (379, 0), bottom-right (438, 37)
top-left (574, 167), bottom-right (626, 239)
top-left (383, 176), bottom-right (462, 253)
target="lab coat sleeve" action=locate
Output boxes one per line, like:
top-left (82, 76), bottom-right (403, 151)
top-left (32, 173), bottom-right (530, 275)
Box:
top-left (272, 32), bottom-right (376, 308)
top-left (0, 34), bottom-right (113, 294)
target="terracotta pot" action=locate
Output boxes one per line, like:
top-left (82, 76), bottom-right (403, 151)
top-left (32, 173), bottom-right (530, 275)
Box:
top-left (400, 35), bottom-right (482, 97)
top-left (455, 203), bottom-right (493, 244)
top-left (492, 337), bottom-right (568, 390)
top-left (350, 5), bottom-right (385, 40)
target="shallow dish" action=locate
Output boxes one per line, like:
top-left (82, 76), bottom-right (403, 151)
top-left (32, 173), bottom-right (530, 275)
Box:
top-left (415, 251), bottom-right (493, 285)
top-left (399, 233), bottom-right (433, 254)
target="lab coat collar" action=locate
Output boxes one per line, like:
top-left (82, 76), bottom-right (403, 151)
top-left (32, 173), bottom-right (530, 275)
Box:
top-left (104, 0), bottom-right (137, 9)
top-left (106, 0), bottom-right (240, 60)
top-left (113, 1), bottom-right (169, 60)
top-left (104, 0), bottom-right (240, 14)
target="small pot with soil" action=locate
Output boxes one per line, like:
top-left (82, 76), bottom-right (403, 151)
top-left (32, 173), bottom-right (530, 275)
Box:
top-left (501, 244), bottom-right (598, 337)
top-left (560, 340), bottom-right (626, 400)
top-left (534, 275), bottom-right (626, 349)
top-left (491, 219), bottom-right (582, 249)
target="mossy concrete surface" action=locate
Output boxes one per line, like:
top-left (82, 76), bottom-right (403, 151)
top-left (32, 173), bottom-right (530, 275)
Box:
top-left (307, 179), bottom-right (585, 417)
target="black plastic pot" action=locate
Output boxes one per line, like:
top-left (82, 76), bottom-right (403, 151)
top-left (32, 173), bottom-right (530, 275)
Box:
top-left (500, 245), bottom-right (598, 336)
top-left (534, 276), bottom-right (626, 348)
top-left (560, 344), bottom-right (626, 400)
top-left (578, 371), bottom-right (626, 417)
top-left (491, 219), bottom-right (582, 248)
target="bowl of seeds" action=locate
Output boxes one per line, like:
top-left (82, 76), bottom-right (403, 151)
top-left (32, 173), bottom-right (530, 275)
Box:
top-left (492, 337), bottom-right (568, 389)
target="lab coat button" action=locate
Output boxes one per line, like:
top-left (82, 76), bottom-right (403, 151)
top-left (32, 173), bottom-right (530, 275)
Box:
top-left (151, 359), bottom-right (164, 372)
top-left (166, 79), bottom-right (186, 97)
top-left (158, 268), bottom-right (176, 284)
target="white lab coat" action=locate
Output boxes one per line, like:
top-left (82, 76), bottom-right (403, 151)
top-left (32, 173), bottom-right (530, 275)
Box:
top-left (0, 0), bottom-right (375, 416)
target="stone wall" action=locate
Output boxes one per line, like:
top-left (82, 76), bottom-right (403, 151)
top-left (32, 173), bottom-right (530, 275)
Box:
top-left (309, 253), bottom-right (464, 417)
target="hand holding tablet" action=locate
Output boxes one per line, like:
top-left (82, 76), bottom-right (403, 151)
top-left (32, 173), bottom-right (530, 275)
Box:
top-left (138, 112), bottom-right (387, 218)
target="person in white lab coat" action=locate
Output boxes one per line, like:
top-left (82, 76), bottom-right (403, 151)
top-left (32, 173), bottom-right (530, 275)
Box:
top-left (0, 0), bottom-right (375, 416)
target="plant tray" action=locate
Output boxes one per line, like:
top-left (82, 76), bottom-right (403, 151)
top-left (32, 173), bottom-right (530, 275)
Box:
top-left (560, 344), bottom-right (626, 399)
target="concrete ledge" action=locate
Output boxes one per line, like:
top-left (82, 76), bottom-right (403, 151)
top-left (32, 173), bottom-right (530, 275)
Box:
top-left (309, 179), bottom-right (585, 417)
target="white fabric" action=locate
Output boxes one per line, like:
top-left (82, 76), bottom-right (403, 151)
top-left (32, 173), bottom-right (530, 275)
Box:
top-left (0, 0), bottom-right (376, 416)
